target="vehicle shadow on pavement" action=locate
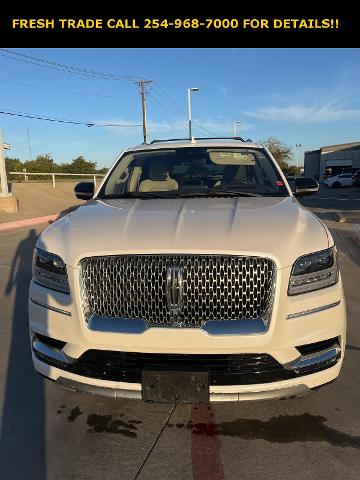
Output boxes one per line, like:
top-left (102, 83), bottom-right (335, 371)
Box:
top-left (0, 229), bottom-right (46, 480)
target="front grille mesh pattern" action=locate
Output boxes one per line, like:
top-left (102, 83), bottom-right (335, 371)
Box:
top-left (79, 255), bottom-right (275, 327)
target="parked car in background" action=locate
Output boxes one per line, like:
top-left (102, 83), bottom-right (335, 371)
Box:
top-left (324, 173), bottom-right (354, 188)
top-left (352, 170), bottom-right (360, 187)
top-left (287, 176), bottom-right (319, 194)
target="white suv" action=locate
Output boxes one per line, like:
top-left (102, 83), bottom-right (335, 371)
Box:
top-left (29, 138), bottom-right (346, 403)
top-left (324, 173), bottom-right (354, 188)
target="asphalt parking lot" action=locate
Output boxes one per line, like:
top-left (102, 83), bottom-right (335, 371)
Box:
top-left (0, 188), bottom-right (359, 480)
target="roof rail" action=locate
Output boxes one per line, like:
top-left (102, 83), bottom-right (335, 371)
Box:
top-left (150, 136), bottom-right (249, 144)
top-left (150, 138), bottom-right (190, 144)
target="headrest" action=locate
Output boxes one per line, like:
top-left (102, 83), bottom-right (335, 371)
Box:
top-left (149, 159), bottom-right (168, 181)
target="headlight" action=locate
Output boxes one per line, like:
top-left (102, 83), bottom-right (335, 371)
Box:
top-left (288, 247), bottom-right (338, 296)
top-left (32, 248), bottom-right (70, 294)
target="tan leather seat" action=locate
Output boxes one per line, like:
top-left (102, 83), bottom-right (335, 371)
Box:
top-left (139, 159), bottom-right (178, 192)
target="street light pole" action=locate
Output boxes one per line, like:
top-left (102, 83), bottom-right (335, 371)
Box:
top-left (295, 144), bottom-right (302, 173)
top-left (27, 126), bottom-right (32, 161)
top-left (234, 121), bottom-right (241, 137)
top-left (188, 87), bottom-right (199, 143)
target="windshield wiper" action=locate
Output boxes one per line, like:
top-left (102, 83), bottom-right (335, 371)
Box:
top-left (99, 190), bottom-right (265, 200)
top-left (99, 192), bottom-right (173, 199)
top-left (178, 190), bottom-right (261, 198)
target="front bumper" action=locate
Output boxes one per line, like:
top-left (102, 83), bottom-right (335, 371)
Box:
top-left (29, 268), bottom-right (347, 402)
top-left (32, 346), bottom-right (342, 402)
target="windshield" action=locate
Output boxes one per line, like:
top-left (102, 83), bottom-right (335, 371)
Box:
top-left (98, 147), bottom-right (289, 199)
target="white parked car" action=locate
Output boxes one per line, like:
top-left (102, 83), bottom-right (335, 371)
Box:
top-left (29, 138), bottom-right (346, 403)
top-left (324, 173), bottom-right (354, 188)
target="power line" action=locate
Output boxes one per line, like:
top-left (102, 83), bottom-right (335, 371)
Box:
top-left (148, 93), bottom-right (222, 139)
top-left (149, 92), bottom-right (221, 138)
top-left (0, 49), bottom-right (140, 81)
top-left (0, 78), bottom-right (137, 99)
top-left (148, 93), bottom-right (187, 127)
top-left (0, 108), bottom-right (142, 128)
top-left (1, 49), bottom-right (221, 137)
top-left (151, 82), bottom-right (221, 137)
top-left (152, 82), bottom-right (188, 117)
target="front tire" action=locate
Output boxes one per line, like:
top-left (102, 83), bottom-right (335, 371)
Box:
top-left (332, 181), bottom-right (341, 188)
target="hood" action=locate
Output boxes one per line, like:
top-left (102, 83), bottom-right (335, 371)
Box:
top-left (38, 196), bottom-right (329, 269)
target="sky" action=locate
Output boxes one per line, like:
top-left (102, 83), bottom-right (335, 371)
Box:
top-left (1, 48), bottom-right (360, 169)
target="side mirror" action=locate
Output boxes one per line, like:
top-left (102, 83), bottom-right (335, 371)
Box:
top-left (74, 182), bottom-right (94, 200)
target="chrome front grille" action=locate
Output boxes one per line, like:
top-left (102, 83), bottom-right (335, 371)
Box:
top-left (79, 255), bottom-right (276, 327)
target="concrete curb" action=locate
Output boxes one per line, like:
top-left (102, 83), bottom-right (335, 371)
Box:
top-left (0, 213), bottom-right (60, 232)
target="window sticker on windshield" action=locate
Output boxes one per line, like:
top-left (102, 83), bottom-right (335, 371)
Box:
top-left (209, 151), bottom-right (256, 165)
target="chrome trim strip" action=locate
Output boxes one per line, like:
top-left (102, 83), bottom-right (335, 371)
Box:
top-left (55, 377), bottom-right (310, 401)
top-left (210, 385), bottom-right (311, 401)
top-left (31, 298), bottom-right (71, 316)
top-left (87, 315), bottom-right (268, 335)
top-left (285, 346), bottom-right (341, 372)
top-left (286, 301), bottom-right (341, 319)
top-left (56, 377), bottom-right (142, 399)
top-left (32, 338), bottom-right (75, 365)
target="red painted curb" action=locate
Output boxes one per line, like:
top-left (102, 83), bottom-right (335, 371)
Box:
top-left (191, 404), bottom-right (224, 480)
top-left (0, 214), bottom-right (60, 232)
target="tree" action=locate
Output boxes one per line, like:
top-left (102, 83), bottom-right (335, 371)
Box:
top-left (5, 157), bottom-right (23, 174)
top-left (23, 154), bottom-right (55, 173)
top-left (259, 137), bottom-right (293, 173)
top-left (286, 165), bottom-right (301, 176)
top-left (96, 167), bottom-right (109, 175)
top-left (65, 156), bottom-right (96, 174)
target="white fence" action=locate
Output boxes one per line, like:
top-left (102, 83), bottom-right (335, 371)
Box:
top-left (9, 171), bottom-right (106, 188)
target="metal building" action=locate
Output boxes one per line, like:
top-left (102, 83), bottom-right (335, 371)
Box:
top-left (304, 141), bottom-right (360, 181)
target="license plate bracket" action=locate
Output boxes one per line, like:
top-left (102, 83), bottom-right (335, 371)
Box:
top-left (142, 370), bottom-right (209, 403)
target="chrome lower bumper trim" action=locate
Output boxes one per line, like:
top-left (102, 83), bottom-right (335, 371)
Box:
top-left (31, 298), bottom-right (71, 316)
top-left (32, 338), bottom-right (75, 365)
top-left (56, 377), bottom-right (142, 399)
top-left (285, 345), bottom-right (341, 372)
top-left (87, 315), bottom-right (268, 335)
top-left (286, 301), bottom-right (341, 320)
top-left (55, 377), bottom-right (311, 401)
top-left (210, 385), bottom-right (311, 401)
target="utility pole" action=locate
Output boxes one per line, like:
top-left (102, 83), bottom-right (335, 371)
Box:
top-left (135, 79), bottom-right (152, 144)
top-left (0, 128), bottom-right (18, 212)
top-left (0, 128), bottom-right (10, 196)
top-left (295, 144), bottom-right (302, 174)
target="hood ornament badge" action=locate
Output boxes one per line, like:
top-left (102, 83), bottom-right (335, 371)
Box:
top-left (166, 265), bottom-right (183, 311)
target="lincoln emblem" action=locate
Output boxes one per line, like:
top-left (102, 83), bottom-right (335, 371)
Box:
top-left (166, 266), bottom-right (183, 310)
